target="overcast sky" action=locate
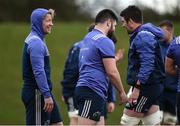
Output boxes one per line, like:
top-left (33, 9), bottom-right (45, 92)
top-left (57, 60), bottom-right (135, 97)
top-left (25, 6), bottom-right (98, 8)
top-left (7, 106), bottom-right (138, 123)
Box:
top-left (76, 0), bottom-right (179, 16)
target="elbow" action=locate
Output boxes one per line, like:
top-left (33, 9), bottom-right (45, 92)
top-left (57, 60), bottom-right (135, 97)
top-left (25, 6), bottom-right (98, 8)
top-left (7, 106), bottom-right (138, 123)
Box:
top-left (107, 70), bottom-right (117, 79)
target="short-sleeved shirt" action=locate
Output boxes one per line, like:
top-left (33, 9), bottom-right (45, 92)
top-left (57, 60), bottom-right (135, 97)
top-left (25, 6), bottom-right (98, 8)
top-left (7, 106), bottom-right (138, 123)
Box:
top-left (76, 29), bottom-right (115, 100)
top-left (167, 36), bottom-right (180, 92)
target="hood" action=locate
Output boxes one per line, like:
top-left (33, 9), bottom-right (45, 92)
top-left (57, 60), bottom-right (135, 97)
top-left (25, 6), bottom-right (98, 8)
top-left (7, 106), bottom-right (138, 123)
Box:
top-left (139, 23), bottom-right (164, 39)
top-left (30, 8), bottom-right (48, 40)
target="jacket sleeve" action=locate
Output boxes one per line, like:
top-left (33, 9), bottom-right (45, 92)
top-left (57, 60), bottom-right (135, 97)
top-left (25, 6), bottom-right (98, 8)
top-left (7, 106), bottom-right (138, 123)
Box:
top-left (28, 38), bottom-right (51, 98)
top-left (135, 31), bottom-right (156, 84)
top-left (107, 82), bottom-right (116, 102)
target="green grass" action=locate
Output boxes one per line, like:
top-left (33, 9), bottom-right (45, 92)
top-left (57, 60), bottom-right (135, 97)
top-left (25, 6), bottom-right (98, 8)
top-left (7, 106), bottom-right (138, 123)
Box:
top-left (0, 22), bottom-right (180, 124)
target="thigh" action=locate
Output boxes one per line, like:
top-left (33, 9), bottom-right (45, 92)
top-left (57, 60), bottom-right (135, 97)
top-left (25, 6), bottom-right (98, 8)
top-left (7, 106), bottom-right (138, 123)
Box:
top-left (163, 92), bottom-right (177, 115)
top-left (41, 95), bottom-right (62, 124)
top-left (134, 84), bottom-right (163, 113)
top-left (75, 86), bottom-right (105, 122)
top-left (21, 88), bottom-right (36, 125)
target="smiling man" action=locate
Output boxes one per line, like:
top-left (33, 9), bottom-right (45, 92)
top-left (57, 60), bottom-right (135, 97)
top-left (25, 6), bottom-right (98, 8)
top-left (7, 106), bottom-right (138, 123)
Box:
top-left (21, 8), bottom-right (63, 125)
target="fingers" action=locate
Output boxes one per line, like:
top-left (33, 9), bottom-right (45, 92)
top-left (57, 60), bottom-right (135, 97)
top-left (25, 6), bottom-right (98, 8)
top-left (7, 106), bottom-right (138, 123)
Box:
top-left (43, 98), bottom-right (54, 112)
top-left (43, 102), bottom-right (54, 112)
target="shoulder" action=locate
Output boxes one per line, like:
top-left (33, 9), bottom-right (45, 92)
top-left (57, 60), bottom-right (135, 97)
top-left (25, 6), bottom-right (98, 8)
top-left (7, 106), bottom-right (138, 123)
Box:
top-left (137, 30), bottom-right (155, 39)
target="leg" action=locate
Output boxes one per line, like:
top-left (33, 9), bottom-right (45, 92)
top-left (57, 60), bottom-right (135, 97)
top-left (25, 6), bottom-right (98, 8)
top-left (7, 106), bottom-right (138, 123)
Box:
top-left (120, 109), bottom-right (141, 125)
top-left (69, 117), bottom-right (78, 126)
top-left (142, 105), bottom-right (162, 125)
top-left (64, 96), bottom-right (78, 125)
top-left (75, 87), bottom-right (105, 125)
top-left (163, 112), bottom-right (177, 125)
top-left (96, 116), bottom-right (105, 125)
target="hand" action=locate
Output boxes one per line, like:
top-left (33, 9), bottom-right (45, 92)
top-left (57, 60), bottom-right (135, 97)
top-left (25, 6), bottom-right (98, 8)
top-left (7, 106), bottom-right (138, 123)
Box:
top-left (44, 97), bottom-right (54, 112)
top-left (107, 102), bottom-right (115, 113)
top-left (115, 48), bottom-right (125, 63)
top-left (61, 96), bottom-right (65, 102)
top-left (128, 88), bottom-right (140, 105)
top-left (119, 91), bottom-right (128, 104)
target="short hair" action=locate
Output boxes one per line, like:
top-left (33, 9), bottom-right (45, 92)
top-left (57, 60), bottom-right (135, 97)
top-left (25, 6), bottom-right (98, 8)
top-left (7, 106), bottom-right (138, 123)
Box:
top-left (47, 9), bottom-right (55, 19)
top-left (87, 24), bottom-right (95, 32)
top-left (87, 24), bottom-right (117, 44)
top-left (120, 5), bottom-right (142, 23)
top-left (159, 20), bottom-right (173, 28)
top-left (95, 9), bottom-right (118, 24)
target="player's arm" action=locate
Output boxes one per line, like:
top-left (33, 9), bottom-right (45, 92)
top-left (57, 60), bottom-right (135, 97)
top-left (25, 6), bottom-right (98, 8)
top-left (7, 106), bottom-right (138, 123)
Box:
top-left (28, 39), bottom-right (53, 112)
top-left (103, 58), bottom-right (127, 103)
top-left (165, 57), bottom-right (177, 75)
top-left (135, 32), bottom-right (156, 85)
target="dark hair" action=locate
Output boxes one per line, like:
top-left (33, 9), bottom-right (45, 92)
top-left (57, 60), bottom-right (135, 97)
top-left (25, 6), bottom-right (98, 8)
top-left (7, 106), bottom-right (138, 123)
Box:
top-left (159, 20), bottom-right (173, 28)
top-left (108, 33), bottom-right (117, 44)
top-left (87, 24), bottom-right (117, 44)
top-left (120, 5), bottom-right (142, 23)
top-left (95, 9), bottom-right (118, 24)
top-left (87, 24), bottom-right (95, 32)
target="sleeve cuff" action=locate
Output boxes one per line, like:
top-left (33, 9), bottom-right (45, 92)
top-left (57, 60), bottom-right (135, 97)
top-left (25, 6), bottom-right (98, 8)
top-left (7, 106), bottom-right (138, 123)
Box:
top-left (43, 91), bottom-right (51, 98)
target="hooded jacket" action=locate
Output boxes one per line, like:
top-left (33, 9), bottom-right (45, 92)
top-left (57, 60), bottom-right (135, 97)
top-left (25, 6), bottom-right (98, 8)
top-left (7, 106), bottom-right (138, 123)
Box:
top-left (22, 8), bottom-right (51, 98)
top-left (127, 23), bottom-right (165, 86)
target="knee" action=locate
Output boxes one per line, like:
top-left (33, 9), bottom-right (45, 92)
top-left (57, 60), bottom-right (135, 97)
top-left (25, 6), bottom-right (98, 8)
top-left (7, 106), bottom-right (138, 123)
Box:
top-left (120, 113), bottom-right (141, 125)
top-left (163, 112), bottom-right (177, 125)
top-left (142, 110), bottom-right (162, 125)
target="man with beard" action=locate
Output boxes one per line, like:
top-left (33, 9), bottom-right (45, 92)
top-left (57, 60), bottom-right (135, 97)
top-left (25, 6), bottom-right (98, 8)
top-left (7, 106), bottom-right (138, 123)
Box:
top-left (74, 9), bottom-right (127, 125)
top-left (61, 24), bottom-right (122, 125)
top-left (119, 5), bottom-right (169, 125)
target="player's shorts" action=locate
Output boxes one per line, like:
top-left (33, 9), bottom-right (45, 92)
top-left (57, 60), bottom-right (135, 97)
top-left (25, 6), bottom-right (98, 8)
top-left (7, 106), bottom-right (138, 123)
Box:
top-left (21, 88), bottom-right (62, 125)
top-left (125, 83), bottom-right (163, 113)
top-left (159, 90), bottom-right (177, 115)
top-left (75, 86), bottom-right (105, 121)
top-left (64, 96), bottom-right (78, 118)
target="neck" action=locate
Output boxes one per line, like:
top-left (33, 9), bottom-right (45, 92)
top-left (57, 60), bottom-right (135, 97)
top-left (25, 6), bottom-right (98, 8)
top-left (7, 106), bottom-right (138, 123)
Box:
top-left (94, 24), bottom-right (108, 35)
top-left (132, 23), bottom-right (141, 31)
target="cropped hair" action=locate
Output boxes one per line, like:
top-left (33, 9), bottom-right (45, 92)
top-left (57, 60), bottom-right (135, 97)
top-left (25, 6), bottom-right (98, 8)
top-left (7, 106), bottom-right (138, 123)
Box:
top-left (95, 9), bottom-right (118, 24)
top-left (120, 5), bottom-right (142, 23)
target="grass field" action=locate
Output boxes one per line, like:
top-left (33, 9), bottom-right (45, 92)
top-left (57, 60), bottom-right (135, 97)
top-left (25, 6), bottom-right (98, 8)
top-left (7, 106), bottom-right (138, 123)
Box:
top-left (0, 22), bottom-right (180, 125)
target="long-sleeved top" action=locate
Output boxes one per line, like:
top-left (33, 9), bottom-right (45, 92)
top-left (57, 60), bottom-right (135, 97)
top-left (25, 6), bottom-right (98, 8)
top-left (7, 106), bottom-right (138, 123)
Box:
top-left (159, 38), bottom-right (178, 92)
top-left (22, 8), bottom-right (51, 98)
top-left (127, 23), bottom-right (165, 86)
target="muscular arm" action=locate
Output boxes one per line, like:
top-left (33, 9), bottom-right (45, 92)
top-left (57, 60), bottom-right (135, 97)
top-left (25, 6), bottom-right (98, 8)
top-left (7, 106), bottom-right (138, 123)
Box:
top-left (103, 58), bottom-right (127, 103)
top-left (165, 57), bottom-right (177, 75)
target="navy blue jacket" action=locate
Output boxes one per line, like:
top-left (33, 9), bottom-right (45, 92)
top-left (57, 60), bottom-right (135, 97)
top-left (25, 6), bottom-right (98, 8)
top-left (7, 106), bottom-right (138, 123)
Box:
top-left (127, 23), bottom-right (165, 86)
top-left (61, 42), bottom-right (81, 97)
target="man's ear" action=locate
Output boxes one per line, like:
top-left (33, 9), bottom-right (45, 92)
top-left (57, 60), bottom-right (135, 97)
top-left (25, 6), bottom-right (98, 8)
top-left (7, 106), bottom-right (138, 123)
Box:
top-left (107, 19), bottom-right (111, 27)
top-left (128, 18), bottom-right (134, 24)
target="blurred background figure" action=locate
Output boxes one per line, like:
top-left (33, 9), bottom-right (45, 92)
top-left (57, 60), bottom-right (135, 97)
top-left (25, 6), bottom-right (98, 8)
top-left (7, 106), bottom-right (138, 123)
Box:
top-left (159, 20), bottom-right (178, 125)
top-left (165, 36), bottom-right (180, 124)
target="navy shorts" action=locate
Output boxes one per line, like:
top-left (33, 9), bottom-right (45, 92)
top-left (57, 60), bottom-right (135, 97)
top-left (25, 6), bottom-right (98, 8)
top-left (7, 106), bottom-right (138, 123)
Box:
top-left (159, 90), bottom-right (177, 115)
top-left (75, 86), bottom-right (105, 121)
top-left (21, 88), bottom-right (62, 125)
top-left (126, 84), bottom-right (163, 113)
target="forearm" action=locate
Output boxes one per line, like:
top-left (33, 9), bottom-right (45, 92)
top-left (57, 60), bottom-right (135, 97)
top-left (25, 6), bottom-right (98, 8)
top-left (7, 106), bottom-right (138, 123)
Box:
top-left (31, 56), bottom-right (51, 98)
top-left (107, 68), bottom-right (125, 94)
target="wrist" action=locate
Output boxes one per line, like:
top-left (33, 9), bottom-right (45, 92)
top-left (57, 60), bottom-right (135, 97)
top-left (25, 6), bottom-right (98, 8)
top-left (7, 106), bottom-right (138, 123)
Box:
top-left (134, 84), bottom-right (141, 90)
